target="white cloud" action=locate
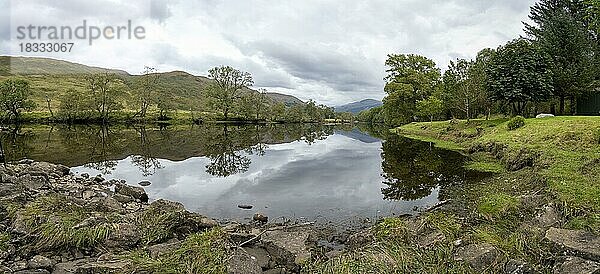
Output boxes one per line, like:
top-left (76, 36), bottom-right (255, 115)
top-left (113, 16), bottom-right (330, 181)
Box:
top-left (1, 0), bottom-right (536, 105)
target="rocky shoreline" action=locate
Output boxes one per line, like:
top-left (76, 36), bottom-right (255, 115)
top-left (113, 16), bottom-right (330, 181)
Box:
top-left (0, 161), bottom-right (332, 274)
top-left (1, 161), bottom-right (599, 273)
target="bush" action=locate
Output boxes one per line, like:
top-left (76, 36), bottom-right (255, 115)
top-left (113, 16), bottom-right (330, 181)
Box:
top-left (506, 116), bottom-right (525, 131)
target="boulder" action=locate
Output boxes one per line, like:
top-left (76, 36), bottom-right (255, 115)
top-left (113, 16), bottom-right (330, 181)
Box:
top-left (111, 194), bottom-right (134, 204)
top-left (14, 270), bottom-right (50, 274)
top-left (104, 223), bottom-right (140, 248)
top-left (147, 241), bottom-right (181, 259)
top-left (27, 255), bottom-right (55, 270)
top-left (114, 184), bottom-right (148, 203)
top-left (244, 246), bottom-right (271, 269)
top-left (227, 249), bottom-right (262, 274)
top-left (346, 230), bottom-right (374, 249)
top-left (22, 162), bottom-right (69, 177)
top-left (536, 113), bottom-right (555, 118)
top-left (261, 227), bottom-right (313, 268)
top-left (238, 204), bottom-right (253, 210)
top-left (531, 206), bottom-right (561, 228)
top-left (545, 228), bottom-right (600, 261)
top-left (454, 243), bottom-right (505, 271)
top-left (552, 256), bottom-right (600, 274)
top-left (19, 174), bottom-right (50, 191)
top-left (253, 213), bottom-right (268, 223)
top-left (53, 259), bottom-right (129, 274)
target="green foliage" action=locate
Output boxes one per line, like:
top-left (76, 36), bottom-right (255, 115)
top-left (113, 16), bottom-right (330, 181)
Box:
top-left (373, 218), bottom-right (407, 239)
top-left (506, 116), bottom-right (525, 131)
top-left (442, 58), bottom-right (489, 121)
top-left (487, 39), bottom-right (553, 116)
top-left (85, 73), bottom-right (125, 123)
top-left (58, 88), bottom-right (88, 121)
top-left (383, 54), bottom-right (441, 125)
top-left (526, 0), bottom-right (597, 114)
top-left (416, 95), bottom-right (443, 123)
top-left (477, 193), bottom-right (520, 218)
top-left (205, 66), bottom-right (253, 120)
top-left (127, 228), bottom-right (228, 274)
top-left (0, 78), bottom-right (37, 120)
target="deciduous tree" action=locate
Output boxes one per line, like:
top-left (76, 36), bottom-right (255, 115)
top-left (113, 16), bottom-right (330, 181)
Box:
top-left (205, 66), bottom-right (253, 120)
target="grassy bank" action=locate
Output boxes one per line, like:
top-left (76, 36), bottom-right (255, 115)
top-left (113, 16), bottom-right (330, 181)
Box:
top-left (307, 116), bottom-right (599, 273)
top-left (398, 116), bottom-right (600, 225)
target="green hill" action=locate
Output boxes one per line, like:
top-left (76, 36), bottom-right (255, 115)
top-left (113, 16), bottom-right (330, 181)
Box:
top-left (0, 56), bottom-right (303, 112)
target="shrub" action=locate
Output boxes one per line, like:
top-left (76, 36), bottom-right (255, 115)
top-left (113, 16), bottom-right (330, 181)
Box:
top-left (506, 116), bottom-right (525, 131)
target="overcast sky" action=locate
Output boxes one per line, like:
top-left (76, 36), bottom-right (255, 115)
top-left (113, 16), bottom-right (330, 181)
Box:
top-left (1, 0), bottom-right (536, 106)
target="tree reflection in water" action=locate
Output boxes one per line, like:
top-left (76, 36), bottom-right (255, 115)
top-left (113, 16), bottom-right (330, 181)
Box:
top-left (0, 123), bottom-right (337, 177)
top-left (380, 134), bottom-right (486, 201)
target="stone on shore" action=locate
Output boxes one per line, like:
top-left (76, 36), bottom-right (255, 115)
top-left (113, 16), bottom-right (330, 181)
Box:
top-left (454, 243), bottom-right (506, 271)
top-left (545, 228), bottom-right (600, 261)
top-left (114, 184), bottom-right (148, 203)
top-left (552, 256), bottom-right (600, 274)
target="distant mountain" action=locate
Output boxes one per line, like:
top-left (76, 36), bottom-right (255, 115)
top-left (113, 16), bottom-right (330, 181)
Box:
top-left (264, 92), bottom-right (303, 106)
top-left (335, 99), bottom-right (383, 114)
top-left (0, 56), bottom-right (304, 110)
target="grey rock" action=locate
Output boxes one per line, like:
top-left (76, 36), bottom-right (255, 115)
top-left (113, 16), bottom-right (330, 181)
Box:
top-left (14, 270), bottom-right (50, 274)
top-left (20, 174), bottom-right (49, 191)
top-left (244, 247), bottom-right (271, 269)
top-left (346, 230), bottom-right (373, 248)
top-left (147, 241), bottom-right (181, 259)
top-left (532, 206), bottom-right (561, 228)
top-left (54, 259), bottom-right (129, 274)
top-left (454, 243), bottom-right (505, 271)
top-left (27, 255), bottom-right (55, 270)
top-left (505, 259), bottom-right (537, 274)
top-left (552, 256), bottom-right (600, 274)
top-left (93, 176), bottom-right (104, 183)
top-left (111, 194), bottom-right (134, 204)
top-left (81, 190), bottom-right (96, 200)
top-left (104, 223), bottom-right (140, 248)
top-left (417, 230), bottom-right (446, 249)
top-left (114, 184), bottom-right (148, 203)
top-left (238, 204), bottom-right (253, 209)
top-left (262, 227), bottom-right (313, 268)
top-left (253, 213), bottom-right (268, 223)
top-left (545, 228), bottom-right (600, 261)
top-left (227, 249), bottom-right (262, 274)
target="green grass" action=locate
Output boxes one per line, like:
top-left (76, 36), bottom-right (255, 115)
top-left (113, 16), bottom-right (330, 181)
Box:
top-left (398, 116), bottom-right (600, 228)
top-left (17, 194), bottom-right (117, 250)
top-left (305, 212), bottom-right (472, 274)
top-left (126, 228), bottom-right (228, 274)
top-left (476, 193), bottom-right (520, 218)
top-left (0, 232), bottom-right (9, 251)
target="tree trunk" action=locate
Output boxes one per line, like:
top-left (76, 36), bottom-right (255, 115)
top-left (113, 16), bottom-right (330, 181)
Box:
top-left (569, 96), bottom-right (576, 115)
top-left (559, 95), bottom-right (565, 115)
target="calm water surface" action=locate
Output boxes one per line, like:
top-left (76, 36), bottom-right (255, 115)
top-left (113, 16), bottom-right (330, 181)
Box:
top-left (0, 124), bottom-right (485, 225)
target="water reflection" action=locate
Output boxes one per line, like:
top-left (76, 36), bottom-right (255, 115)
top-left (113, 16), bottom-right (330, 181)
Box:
top-left (0, 123), bottom-right (486, 223)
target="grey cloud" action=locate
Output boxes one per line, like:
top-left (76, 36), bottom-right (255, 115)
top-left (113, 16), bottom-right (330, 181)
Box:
top-left (150, 0), bottom-right (173, 23)
top-left (238, 40), bottom-right (381, 92)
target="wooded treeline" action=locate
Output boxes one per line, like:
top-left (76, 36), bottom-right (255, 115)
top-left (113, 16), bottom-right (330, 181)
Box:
top-left (359, 0), bottom-right (600, 125)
